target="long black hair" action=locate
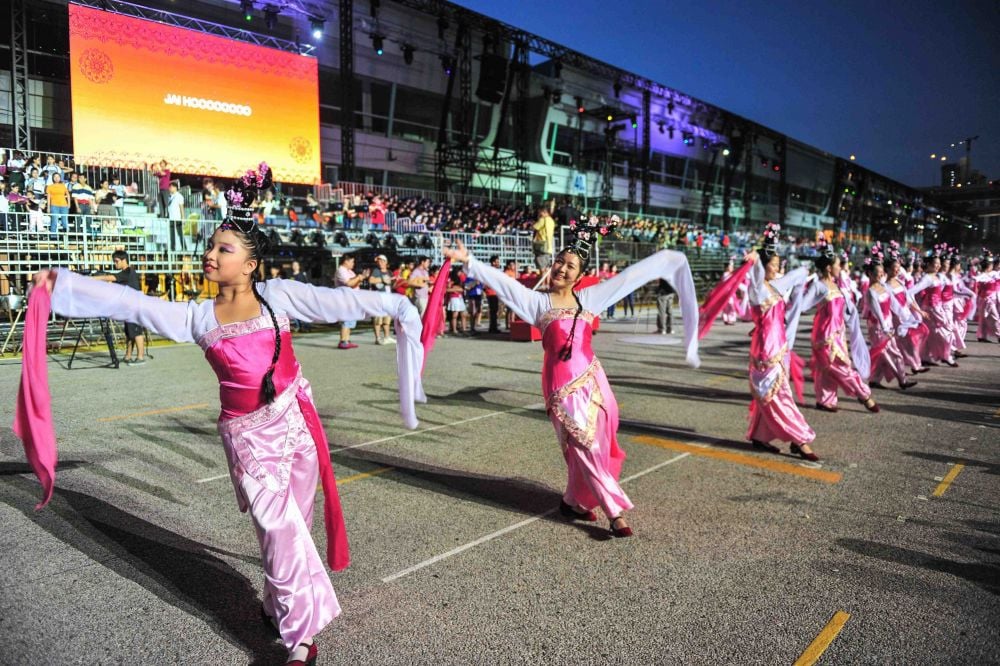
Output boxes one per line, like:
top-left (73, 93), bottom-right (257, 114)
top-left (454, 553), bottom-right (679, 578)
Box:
top-left (554, 248), bottom-right (587, 363)
top-left (228, 225), bottom-right (282, 404)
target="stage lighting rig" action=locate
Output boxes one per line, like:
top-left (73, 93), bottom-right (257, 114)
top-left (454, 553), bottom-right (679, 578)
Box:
top-left (613, 80), bottom-right (622, 98)
top-left (365, 232), bottom-right (381, 248)
top-left (311, 230), bottom-right (326, 247)
top-left (404, 234), bottom-right (418, 249)
top-left (309, 18), bottom-right (324, 40)
top-left (333, 231), bottom-right (350, 248)
top-left (402, 44), bottom-right (415, 65)
top-left (418, 234), bottom-right (434, 250)
top-left (372, 34), bottom-right (384, 55)
top-left (383, 234), bottom-right (398, 251)
top-left (576, 97), bottom-right (585, 114)
top-left (682, 132), bottom-right (695, 146)
top-left (263, 5), bottom-right (278, 30)
top-left (240, 0), bottom-right (254, 22)
top-left (440, 54), bottom-right (455, 76)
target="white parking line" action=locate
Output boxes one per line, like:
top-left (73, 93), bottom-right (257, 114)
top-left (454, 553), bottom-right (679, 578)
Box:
top-left (195, 403), bottom-right (547, 483)
top-left (381, 452), bottom-right (691, 583)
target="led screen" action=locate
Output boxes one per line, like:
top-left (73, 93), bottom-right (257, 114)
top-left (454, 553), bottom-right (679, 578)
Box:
top-left (69, 4), bottom-right (320, 183)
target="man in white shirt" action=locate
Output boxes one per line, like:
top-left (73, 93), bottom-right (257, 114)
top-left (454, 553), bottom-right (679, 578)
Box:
top-left (167, 183), bottom-right (186, 251)
top-left (333, 253), bottom-right (369, 349)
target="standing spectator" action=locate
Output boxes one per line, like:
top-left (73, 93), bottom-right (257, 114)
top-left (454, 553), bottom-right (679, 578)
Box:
top-left (72, 174), bottom-right (96, 234)
top-left (695, 230), bottom-right (704, 257)
top-left (25, 190), bottom-right (46, 232)
top-left (485, 255), bottom-right (501, 333)
top-left (0, 181), bottom-right (9, 232)
top-left (259, 190), bottom-right (280, 226)
top-left (167, 183), bottom-right (186, 251)
top-left (532, 206), bottom-right (556, 269)
top-left (6, 150), bottom-right (26, 190)
top-left (333, 253), bottom-right (368, 349)
top-left (290, 260), bottom-right (312, 332)
top-left (25, 167), bottom-right (46, 199)
top-left (110, 174), bottom-right (126, 220)
top-left (368, 254), bottom-right (396, 345)
top-left (95, 178), bottom-right (117, 231)
top-left (465, 272), bottom-right (484, 333)
top-left (721, 231), bottom-right (730, 252)
top-left (446, 267), bottom-right (468, 335)
top-left (152, 159), bottom-right (172, 217)
top-left (93, 250), bottom-right (147, 364)
top-left (45, 173), bottom-right (70, 234)
top-left (655, 279), bottom-right (675, 334)
top-left (503, 260), bottom-right (518, 330)
top-left (41, 155), bottom-right (62, 184)
top-left (409, 256), bottom-right (431, 315)
top-left (369, 195), bottom-right (387, 230)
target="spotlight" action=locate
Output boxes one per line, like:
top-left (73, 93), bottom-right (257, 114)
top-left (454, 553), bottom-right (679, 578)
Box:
top-left (440, 54), bottom-right (455, 76)
top-left (372, 35), bottom-right (384, 55)
top-left (309, 18), bottom-right (324, 40)
top-left (760, 156), bottom-right (769, 168)
top-left (402, 44), bottom-right (414, 65)
top-left (263, 6), bottom-right (278, 30)
top-left (437, 16), bottom-right (449, 40)
top-left (658, 121), bottom-right (665, 134)
top-left (311, 230), bottom-right (326, 247)
top-left (365, 232), bottom-right (380, 248)
top-left (575, 97), bottom-right (584, 113)
top-left (606, 114), bottom-right (613, 122)
top-left (383, 233), bottom-right (398, 251)
top-left (682, 132), bottom-right (694, 146)
top-left (613, 80), bottom-right (622, 98)
top-left (404, 234), bottom-right (417, 249)
top-left (630, 116), bottom-right (638, 129)
top-left (240, 0), bottom-right (253, 22)
top-left (418, 234), bottom-right (434, 250)
top-left (289, 229), bottom-right (305, 246)
top-left (772, 162), bottom-right (782, 173)
top-left (334, 231), bottom-right (349, 248)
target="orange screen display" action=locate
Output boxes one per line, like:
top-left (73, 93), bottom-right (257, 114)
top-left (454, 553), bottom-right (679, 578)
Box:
top-left (68, 4), bottom-right (320, 183)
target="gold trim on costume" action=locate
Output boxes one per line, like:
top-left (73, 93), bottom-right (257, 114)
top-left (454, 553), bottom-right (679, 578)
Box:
top-left (547, 357), bottom-right (603, 450)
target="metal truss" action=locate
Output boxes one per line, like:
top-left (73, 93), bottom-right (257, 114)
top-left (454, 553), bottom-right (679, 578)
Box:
top-left (9, 0), bottom-right (31, 151)
top-left (69, 0), bottom-right (317, 55)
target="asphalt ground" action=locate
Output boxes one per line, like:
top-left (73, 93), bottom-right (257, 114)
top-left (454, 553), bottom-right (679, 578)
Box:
top-left (0, 308), bottom-right (997, 665)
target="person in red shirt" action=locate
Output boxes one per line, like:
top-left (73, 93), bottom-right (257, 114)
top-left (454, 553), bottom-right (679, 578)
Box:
top-left (369, 195), bottom-right (386, 230)
top-left (695, 231), bottom-right (704, 257)
top-left (152, 159), bottom-right (172, 218)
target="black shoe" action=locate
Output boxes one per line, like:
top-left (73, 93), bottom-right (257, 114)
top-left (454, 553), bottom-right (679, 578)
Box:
top-left (790, 443), bottom-right (820, 462)
top-left (870, 382), bottom-right (886, 390)
top-left (610, 516), bottom-right (633, 538)
top-left (954, 351), bottom-right (968, 358)
top-left (751, 439), bottom-right (781, 454)
top-left (900, 380), bottom-right (918, 390)
top-left (815, 403), bottom-right (839, 413)
top-left (945, 360), bottom-right (959, 368)
top-left (913, 367), bottom-right (930, 374)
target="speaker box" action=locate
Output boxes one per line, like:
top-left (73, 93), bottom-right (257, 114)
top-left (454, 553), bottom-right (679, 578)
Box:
top-left (476, 53), bottom-right (508, 104)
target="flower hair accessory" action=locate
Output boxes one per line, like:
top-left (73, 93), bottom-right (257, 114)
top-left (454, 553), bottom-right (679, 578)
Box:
top-left (759, 222), bottom-right (781, 255)
top-left (865, 241), bottom-right (885, 268)
top-left (220, 161), bottom-right (273, 234)
top-left (564, 214), bottom-right (618, 264)
top-left (816, 238), bottom-right (835, 260)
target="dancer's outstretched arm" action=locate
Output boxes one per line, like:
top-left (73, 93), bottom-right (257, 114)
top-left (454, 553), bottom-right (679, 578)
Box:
top-left (263, 279), bottom-right (426, 428)
top-left (43, 268), bottom-right (197, 342)
top-left (907, 274), bottom-right (934, 298)
top-left (444, 242), bottom-right (549, 326)
top-left (577, 249), bottom-right (700, 367)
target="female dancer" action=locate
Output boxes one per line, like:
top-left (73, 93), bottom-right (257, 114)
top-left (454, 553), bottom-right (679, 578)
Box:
top-left (719, 257), bottom-right (741, 325)
top-left (885, 248), bottom-right (929, 375)
top-left (947, 254), bottom-right (976, 357)
top-left (30, 164), bottom-right (425, 665)
top-left (863, 246), bottom-right (916, 390)
top-left (743, 223), bottom-right (822, 461)
top-left (976, 251), bottom-right (999, 342)
top-left (909, 249), bottom-right (958, 367)
top-left (797, 243), bottom-right (879, 412)
top-left (443, 218), bottom-right (700, 537)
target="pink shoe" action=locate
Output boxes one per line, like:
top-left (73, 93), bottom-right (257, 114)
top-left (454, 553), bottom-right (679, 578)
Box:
top-left (338, 341), bottom-right (358, 349)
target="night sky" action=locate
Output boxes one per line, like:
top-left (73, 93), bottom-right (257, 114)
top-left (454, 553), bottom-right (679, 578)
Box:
top-left (455, 0), bottom-right (999, 189)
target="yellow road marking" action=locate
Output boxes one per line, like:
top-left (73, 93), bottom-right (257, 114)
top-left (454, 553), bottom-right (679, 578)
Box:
top-left (932, 463), bottom-right (965, 497)
top-left (98, 402), bottom-right (211, 422)
top-left (793, 611), bottom-right (850, 666)
top-left (336, 466), bottom-right (393, 486)
top-left (704, 374), bottom-right (738, 386)
top-left (632, 435), bottom-right (842, 484)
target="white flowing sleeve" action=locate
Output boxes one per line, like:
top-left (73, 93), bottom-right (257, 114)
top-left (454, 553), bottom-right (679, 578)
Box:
top-left (843, 294), bottom-right (871, 381)
top-left (952, 277), bottom-right (975, 298)
top-left (784, 276), bottom-right (823, 348)
top-left (578, 249), bottom-right (700, 367)
top-left (907, 275), bottom-right (933, 298)
top-left (50, 268), bottom-right (197, 343)
top-left (463, 256), bottom-right (549, 326)
top-left (263, 279), bottom-right (426, 429)
top-left (747, 257), bottom-right (767, 306)
top-left (771, 267), bottom-right (811, 299)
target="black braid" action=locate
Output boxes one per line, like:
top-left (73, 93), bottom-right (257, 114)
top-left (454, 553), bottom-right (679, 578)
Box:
top-left (557, 289), bottom-right (584, 362)
top-left (251, 280), bottom-right (282, 404)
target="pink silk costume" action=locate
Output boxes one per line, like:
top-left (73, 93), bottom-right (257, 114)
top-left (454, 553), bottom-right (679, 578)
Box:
top-left (47, 269), bottom-right (426, 651)
top-left (939, 273), bottom-right (958, 351)
top-left (745, 260), bottom-right (815, 445)
top-left (908, 275), bottom-right (955, 363)
top-left (948, 272), bottom-right (976, 351)
top-left (719, 269), bottom-right (740, 324)
top-left (464, 250), bottom-right (700, 519)
top-left (798, 279), bottom-right (871, 408)
top-left (888, 278), bottom-right (928, 372)
top-left (976, 270), bottom-right (1000, 339)
top-left (864, 284), bottom-right (908, 385)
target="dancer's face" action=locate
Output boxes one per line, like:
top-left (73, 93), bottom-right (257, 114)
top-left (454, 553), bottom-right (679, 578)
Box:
top-left (829, 258), bottom-right (842, 279)
top-left (202, 228), bottom-right (258, 285)
top-left (764, 254), bottom-right (781, 280)
top-left (551, 251), bottom-right (584, 290)
top-left (887, 260), bottom-right (900, 278)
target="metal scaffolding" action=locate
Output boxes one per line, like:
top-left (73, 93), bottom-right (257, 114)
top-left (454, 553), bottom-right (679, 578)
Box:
top-left (9, 0), bottom-right (31, 151)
